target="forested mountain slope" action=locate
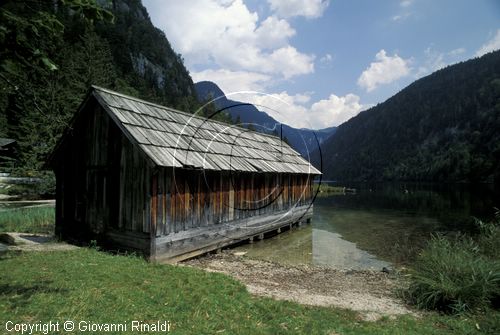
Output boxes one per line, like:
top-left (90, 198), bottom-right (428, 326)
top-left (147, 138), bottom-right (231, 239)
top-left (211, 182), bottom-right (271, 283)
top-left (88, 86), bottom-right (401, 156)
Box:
top-left (0, 0), bottom-right (198, 175)
top-left (314, 51), bottom-right (500, 183)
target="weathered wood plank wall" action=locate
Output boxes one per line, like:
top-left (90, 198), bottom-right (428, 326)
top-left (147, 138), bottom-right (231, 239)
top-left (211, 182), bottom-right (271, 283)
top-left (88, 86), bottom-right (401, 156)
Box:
top-left (116, 135), bottom-right (152, 234)
top-left (55, 104), bottom-right (152, 254)
top-left (150, 169), bottom-right (313, 237)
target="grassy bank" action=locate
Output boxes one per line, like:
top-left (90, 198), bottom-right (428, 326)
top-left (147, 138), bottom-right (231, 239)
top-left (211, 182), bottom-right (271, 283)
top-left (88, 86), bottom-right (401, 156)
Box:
top-left (313, 184), bottom-right (354, 196)
top-left (0, 206), bottom-right (54, 234)
top-left (405, 214), bottom-right (500, 314)
top-left (0, 249), bottom-right (497, 334)
top-left (406, 235), bottom-right (500, 312)
top-left (402, 211), bottom-right (500, 335)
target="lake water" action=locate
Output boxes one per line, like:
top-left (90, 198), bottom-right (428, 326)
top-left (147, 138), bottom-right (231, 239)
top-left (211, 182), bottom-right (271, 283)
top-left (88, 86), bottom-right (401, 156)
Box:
top-left (234, 182), bottom-right (500, 270)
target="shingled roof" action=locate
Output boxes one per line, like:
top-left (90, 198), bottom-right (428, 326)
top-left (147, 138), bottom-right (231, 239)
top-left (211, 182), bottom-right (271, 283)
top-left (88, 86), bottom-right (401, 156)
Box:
top-left (89, 86), bottom-right (321, 174)
top-left (0, 138), bottom-right (16, 148)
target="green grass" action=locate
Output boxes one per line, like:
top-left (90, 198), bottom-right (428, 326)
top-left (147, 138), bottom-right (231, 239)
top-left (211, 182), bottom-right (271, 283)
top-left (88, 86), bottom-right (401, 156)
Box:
top-left (405, 213), bottom-right (500, 314)
top-left (0, 249), bottom-right (498, 334)
top-left (476, 217), bottom-right (500, 260)
top-left (314, 184), bottom-right (349, 195)
top-left (406, 235), bottom-right (500, 313)
top-left (0, 206), bottom-right (55, 234)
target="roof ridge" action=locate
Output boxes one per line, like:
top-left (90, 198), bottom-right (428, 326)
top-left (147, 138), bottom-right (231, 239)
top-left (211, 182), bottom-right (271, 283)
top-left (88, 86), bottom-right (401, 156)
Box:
top-left (92, 85), bottom-right (199, 119)
top-left (106, 104), bottom-right (284, 145)
top-left (91, 85), bottom-right (291, 143)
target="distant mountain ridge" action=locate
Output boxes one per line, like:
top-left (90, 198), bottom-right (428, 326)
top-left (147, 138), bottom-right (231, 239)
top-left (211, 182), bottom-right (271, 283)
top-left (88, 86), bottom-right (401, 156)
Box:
top-left (195, 81), bottom-right (336, 157)
top-left (313, 50), bottom-right (500, 183)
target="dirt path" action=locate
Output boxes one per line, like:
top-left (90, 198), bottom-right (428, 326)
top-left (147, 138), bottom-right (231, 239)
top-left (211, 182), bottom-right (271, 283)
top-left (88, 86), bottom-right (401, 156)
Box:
top-left (0, 232), bottom-right (78, 252)
top-left (184, 252), bottom-right (415, 321)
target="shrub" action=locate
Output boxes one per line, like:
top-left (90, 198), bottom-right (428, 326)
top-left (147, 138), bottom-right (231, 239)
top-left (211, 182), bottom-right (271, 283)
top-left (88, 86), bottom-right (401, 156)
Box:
top-left (476, 209), bottom-right (500, 260)
top-left (406, 230), bottom-right (500, 313)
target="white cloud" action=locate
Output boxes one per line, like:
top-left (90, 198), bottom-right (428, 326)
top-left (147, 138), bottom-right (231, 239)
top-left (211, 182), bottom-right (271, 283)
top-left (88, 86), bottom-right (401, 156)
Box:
top-left (320, 53), bottom-right (333, 62)
top-left (144, 0), bottom-right (315, 81)
top-left (357, 49), bottom-right (411, 92)
top-left (392, 0), bottom-right (413, 22)
top-left (293, 93), bottom-right (312, 104)
top-left (309, 93), bottom-right (367, 128)
top-left (319, 53), bottom-right (333, 66)
top-left (267, 0), bottom-right (329, 18)
top-left (267, 46), bottom-right (315, 78)
top-left (400, 0), bottom-right (413, 7)
top-left (254, 16), bottom-right (296, 49)
top-left (241, 91), bottom-right (367, 129)
top-left (449, 47), bottom-right (466, 56)
top-left (415, 46), bottom-right (468, 79)
top-left (244, 92), bottom-right (309, 127)
top-left (475, 29), bottom-right (500, 57)
top-left (415, 47), bottom-right (446, 78)
top-left (191, 69), bottom-right (271, 93)
top-left (392, 13), bottom-right (410, 21)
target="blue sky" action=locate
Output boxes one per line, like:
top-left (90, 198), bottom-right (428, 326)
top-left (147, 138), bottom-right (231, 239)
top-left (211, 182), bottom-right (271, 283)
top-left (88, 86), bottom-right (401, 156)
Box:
top-left (143, 0), bottom-right (500, 129)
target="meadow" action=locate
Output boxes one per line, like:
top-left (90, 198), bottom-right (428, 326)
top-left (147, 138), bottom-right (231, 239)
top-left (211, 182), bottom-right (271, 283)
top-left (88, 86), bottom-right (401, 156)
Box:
top-left (0, 206), bottom-right (499, 334)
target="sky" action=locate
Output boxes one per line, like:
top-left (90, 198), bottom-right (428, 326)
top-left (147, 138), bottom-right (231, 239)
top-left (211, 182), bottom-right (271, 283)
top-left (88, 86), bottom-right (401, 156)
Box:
top-left (142, 0), bottom-right (500, 130)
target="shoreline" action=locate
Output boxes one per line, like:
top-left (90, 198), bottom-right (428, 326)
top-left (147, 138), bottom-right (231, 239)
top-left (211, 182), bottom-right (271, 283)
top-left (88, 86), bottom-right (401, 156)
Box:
top-left (184, 251), bottom-right (416, 321)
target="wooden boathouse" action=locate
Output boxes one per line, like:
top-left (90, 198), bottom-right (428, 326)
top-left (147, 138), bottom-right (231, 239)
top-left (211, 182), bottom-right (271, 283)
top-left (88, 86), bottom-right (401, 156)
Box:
top-left (48, 86), bottom-right (321, 261)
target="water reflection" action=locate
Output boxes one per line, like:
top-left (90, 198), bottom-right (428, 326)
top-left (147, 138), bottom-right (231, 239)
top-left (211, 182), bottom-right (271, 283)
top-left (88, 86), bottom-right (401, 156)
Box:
top-left (235, 183), bottom-right (499, 269)
top-left (236, 226), bottom-right (313, 266)
top-left (312, 229), bottom-right (390, 269)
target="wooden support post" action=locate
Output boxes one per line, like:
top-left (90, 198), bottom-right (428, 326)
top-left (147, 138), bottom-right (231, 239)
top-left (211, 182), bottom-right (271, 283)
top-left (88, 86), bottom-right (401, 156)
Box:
top-left (258, 233), bottom-right (264, 240)
top-left (249, 236), bottom-right (254, 244)
top-left (277, 227), bottom-right (281, 234)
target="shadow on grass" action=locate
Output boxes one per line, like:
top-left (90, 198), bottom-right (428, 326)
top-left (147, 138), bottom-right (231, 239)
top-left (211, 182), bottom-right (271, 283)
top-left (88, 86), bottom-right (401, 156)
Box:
top-left (0, 250), bottom-right (22, 261)
top-left (0, 282), bottom-right (68, 309)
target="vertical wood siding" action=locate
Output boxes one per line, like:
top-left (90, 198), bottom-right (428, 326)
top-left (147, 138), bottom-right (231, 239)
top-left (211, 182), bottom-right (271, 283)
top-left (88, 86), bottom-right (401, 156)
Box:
top-left (118, 135), bottom-right (151, 233)
top-left (149, 169), bottom-right (314, 237)
top-left (56, 104), bottom-right (152, 240)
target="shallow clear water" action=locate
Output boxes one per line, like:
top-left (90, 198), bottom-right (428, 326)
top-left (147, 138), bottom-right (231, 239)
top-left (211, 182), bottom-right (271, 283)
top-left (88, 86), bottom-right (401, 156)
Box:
top-left (235, 182), bottom-right (499, 270)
